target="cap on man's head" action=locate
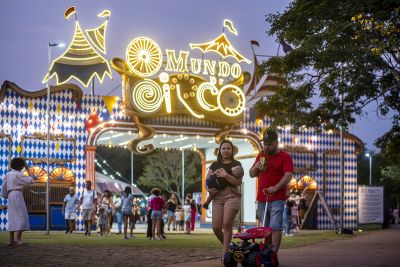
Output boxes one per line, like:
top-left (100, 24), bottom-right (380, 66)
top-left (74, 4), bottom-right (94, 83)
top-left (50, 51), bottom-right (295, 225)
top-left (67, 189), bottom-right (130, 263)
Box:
top-left (261, 130), bottom-right (278, 144)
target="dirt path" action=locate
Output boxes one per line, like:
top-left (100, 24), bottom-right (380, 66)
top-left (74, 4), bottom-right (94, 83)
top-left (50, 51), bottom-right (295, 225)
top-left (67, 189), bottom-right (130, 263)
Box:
top-left (166, 227), bottom-right (400, 267)
top-left (0, 245), bottom-right (219, 266)
top-left (1, 228), bottom-right (399, 266)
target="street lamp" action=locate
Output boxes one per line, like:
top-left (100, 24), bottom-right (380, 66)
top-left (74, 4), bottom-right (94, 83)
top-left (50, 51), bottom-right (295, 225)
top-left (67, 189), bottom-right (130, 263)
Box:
top-left (45, 42), bottom-right (64, 235)
top-left (365, 153), bottom-right (372, 186)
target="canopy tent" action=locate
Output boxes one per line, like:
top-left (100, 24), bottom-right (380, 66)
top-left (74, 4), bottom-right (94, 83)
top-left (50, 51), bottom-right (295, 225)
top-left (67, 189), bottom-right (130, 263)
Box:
top-left (95, 171), bottom-right (144, 196)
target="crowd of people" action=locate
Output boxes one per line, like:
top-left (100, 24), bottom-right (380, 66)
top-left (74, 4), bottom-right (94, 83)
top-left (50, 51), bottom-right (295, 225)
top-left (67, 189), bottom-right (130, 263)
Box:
top-left (59, 181), bottom-right (200, 240)
top-left (2, 129), bottom-right (295, 266)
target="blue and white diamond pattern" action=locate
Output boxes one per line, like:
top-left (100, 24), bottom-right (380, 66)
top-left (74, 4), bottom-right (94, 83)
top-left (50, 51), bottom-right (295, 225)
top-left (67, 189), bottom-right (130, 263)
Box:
top-left (0, 87), bottom-right (359, 230)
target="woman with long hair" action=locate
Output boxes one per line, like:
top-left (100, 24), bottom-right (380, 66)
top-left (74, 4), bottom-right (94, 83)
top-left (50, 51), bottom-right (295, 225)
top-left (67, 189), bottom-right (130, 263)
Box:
top-left (206, 140), bottom-right (244, 262)
top-left (99, 189), bottom-right (114, 235)
top-left (121, 186), bottom-right (135, 239)
top-left (149, 188), bottom-right (165, 240)
top-left (166, 192), bottom-right (178, 231)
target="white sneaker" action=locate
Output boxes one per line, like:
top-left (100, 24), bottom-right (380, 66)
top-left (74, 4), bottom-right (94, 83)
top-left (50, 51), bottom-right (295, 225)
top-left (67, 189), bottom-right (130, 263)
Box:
top-left (285, 233), bottom-right (294, 237)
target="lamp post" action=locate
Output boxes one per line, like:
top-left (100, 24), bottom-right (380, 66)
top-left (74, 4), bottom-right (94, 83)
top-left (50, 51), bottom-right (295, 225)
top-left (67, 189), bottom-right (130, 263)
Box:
top-left (45, 42), bottom-right (64, 235)
top-left (181, 149), bottom-right (185, 203)
top-left (365, 153), bottom-right (372, 186)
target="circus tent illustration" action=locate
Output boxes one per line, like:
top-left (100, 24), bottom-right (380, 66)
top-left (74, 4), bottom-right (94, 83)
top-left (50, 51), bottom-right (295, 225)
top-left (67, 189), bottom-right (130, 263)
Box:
top-left (43, 7), bottom-right (112, 88)
top-left (190, 20), bottom-right (251, 64)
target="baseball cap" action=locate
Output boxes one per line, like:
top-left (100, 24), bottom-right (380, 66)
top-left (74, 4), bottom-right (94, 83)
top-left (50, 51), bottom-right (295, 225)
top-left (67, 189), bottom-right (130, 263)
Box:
top-left (261, 130), bottom-right (278, 144)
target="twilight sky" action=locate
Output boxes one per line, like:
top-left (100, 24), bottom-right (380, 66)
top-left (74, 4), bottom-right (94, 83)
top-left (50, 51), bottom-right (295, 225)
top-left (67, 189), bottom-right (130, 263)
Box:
top-left (0, 0), bottom-right (392, 151)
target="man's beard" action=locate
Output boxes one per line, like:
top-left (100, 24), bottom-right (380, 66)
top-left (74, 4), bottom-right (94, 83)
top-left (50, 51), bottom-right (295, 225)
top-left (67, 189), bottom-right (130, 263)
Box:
top-left (267, 147), bottom-right (277, 155)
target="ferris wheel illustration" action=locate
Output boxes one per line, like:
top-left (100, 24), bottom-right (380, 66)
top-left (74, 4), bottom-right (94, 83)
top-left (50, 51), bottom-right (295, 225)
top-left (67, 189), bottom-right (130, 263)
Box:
top-left (126, 37), bottom-right (163, 77)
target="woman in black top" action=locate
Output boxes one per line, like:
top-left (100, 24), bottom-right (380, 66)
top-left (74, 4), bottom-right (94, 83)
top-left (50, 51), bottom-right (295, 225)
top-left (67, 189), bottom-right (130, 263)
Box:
top-left (166, 192), bottom-right (178, 231)
top-left (205, 140), bottom-right (244, 262)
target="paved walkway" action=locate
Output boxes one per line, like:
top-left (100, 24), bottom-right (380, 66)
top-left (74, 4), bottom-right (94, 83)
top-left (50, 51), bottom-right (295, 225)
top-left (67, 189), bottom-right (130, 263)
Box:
top-left (166, 226), bottom-right (400, 267)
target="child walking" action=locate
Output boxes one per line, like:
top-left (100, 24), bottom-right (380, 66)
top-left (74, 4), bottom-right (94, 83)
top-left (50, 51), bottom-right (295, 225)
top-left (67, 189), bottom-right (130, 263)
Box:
top-left (97, 207), bottom-right (107, 236)
top-left (1, 158), bottom-right (35, 245)
top-left (175, 205), bottom-right (183, 231)
top-left (183, 199), bottom-right (192, 234)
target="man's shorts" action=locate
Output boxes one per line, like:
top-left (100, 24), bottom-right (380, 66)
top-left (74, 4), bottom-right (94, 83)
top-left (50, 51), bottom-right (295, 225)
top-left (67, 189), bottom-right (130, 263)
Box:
top-left (82, 209), bottom-right (93, 220)
top-left (151, 210), bottom-right (163, 220)
top-left (257, 200), bottom-right (284, 231)
top-left (65, 211), bottom-right (77, 220)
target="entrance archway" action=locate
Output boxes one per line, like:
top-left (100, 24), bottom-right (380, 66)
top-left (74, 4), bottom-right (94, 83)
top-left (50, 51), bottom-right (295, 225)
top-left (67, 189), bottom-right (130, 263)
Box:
top-left (85, 121), bottom-right (262, 224)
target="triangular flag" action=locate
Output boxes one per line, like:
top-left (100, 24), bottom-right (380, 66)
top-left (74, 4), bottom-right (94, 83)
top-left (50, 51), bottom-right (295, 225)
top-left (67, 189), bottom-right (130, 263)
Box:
top-left (102, 96), bottom-right (117, 114)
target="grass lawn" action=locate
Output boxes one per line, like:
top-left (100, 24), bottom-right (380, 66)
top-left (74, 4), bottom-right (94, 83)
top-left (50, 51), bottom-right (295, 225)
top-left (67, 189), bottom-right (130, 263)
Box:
top-left (0, 230), bottom-right (358, 249)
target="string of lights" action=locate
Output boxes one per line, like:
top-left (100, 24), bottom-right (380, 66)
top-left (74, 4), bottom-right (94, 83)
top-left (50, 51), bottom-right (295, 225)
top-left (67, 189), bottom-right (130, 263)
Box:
top-left (95, 153), bottom-right (137, 187)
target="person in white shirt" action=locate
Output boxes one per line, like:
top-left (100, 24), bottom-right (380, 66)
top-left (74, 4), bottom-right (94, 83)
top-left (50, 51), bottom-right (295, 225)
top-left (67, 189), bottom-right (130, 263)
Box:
top-left (183, 199), bottom-right (192, 234)
top-left (62, 187), bottom-right (79, 234)
top-left (175, 205), bottom-right (183, 231)
top-left (0, 158), bottom-right (35, 245)
top-left (79, 181), bottom-right (97, 236)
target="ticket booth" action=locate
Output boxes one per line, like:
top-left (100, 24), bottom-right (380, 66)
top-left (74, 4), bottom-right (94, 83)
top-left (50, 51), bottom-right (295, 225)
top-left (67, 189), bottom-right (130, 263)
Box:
top-left (23, 166), bottom-right (75, 230)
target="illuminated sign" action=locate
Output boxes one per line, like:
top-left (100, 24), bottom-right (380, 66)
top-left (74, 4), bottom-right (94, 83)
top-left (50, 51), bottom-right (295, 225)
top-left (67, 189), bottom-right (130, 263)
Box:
top-left (43, 7), bottom-right (112, 88)
top-left (112, 19), bottom-right (251, 124)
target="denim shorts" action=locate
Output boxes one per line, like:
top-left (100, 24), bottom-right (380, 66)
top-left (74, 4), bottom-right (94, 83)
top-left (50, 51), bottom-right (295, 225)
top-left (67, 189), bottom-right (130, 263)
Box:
top-left (167, 210), bottom-right (175, 217)
top-left (151, 210), bottom-right (163, 220)
top-left (257, 200), bottom-right (284, 231)
top-left (122, 208), bottom-right (133, 216)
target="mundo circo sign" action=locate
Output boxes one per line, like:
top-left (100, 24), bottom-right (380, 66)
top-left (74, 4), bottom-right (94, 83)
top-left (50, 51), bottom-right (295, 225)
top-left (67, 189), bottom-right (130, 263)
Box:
top-left (111, 19), bottom-right (251, 124)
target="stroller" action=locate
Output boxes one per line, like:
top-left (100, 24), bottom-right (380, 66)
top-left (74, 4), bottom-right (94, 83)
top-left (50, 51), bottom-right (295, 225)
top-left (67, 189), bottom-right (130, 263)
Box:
top-left (224, 194), bottom-right (278, 267)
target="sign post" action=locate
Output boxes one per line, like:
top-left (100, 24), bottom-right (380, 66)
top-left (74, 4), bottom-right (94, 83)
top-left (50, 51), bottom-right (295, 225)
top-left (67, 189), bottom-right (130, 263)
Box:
top-left (358, 186), bottom-right (384, 225)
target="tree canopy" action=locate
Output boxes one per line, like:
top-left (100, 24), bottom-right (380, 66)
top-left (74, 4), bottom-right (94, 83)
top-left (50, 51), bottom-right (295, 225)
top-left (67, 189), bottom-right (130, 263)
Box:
top-left (256, 0), bottom-right (399, 135)
top-left (137, 149), bottom-right (201, 202)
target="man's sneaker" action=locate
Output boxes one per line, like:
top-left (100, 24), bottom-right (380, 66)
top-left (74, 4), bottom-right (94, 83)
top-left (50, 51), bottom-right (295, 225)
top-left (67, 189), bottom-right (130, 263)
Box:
top-left (285, 233), bottom-right (294, 237)
top-left (129, 234), bottom-right (136, 239)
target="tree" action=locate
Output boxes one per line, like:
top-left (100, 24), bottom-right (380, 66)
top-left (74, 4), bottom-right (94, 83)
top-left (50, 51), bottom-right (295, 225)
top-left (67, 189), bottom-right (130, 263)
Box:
top-left (381, 165), bottom-right (400, 224)
top-left (137, 149), bottom-right (201, 202)
top-left (255, 0), bottom-right (399, 135)
top-left (375, 123), bottom-right (400, 223)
